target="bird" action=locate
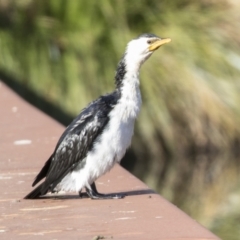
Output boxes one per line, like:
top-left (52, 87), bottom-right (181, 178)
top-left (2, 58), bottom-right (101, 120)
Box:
top-left (24, 33), bottom-right (171, 200)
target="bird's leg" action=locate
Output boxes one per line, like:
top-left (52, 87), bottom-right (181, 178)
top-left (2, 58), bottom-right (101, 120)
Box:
top-left (79, 189), bottom-right (89, 198)
top-left (79, 189), bottom-right (83, 198)
top-left (85, 182), bottom-right (125, 200)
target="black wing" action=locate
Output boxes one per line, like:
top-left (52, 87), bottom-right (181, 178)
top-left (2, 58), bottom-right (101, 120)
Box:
top-left (33, 91), bottom-right (120, 194)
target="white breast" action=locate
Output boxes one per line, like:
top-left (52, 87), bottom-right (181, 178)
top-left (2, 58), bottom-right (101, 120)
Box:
top-left (57, 76), bottom-right (142, 193)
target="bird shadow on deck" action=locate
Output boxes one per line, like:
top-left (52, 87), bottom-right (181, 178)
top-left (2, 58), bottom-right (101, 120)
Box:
top-left (31, 189), bottom-right (156, 200)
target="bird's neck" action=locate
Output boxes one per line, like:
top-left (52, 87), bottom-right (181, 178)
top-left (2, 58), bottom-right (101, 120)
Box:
top-left (114, 54), bottom-right (142, 119)
top-left (115, 53), bottom-right (142, 91)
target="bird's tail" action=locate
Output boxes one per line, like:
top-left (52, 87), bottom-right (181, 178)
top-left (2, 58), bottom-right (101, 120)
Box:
top-left (24, 182), bottom-right (47, 199)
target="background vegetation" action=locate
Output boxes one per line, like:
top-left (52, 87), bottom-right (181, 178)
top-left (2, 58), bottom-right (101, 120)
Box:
top-left (1, 0), bottom-right (240, 238)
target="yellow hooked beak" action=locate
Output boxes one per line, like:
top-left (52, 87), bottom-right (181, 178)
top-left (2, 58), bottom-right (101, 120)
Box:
top-left (148, 38), bottom-right (171, 51)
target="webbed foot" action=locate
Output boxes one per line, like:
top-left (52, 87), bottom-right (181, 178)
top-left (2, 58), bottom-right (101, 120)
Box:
top-left (85, 182), bottom-right (125, 200)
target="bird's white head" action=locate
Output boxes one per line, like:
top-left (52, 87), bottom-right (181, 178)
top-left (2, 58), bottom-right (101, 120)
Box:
top-left (125, 33), bottom-right (171, 70)
top-left (115, 33), bottom-right (171, 88)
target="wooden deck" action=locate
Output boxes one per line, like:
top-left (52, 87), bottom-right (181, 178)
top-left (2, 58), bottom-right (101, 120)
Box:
top-left (0, 81), bottom-right (220, 240)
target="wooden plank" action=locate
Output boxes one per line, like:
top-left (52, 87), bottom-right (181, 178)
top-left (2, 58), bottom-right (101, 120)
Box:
top-left (0, 81), bottom-right (220, 240)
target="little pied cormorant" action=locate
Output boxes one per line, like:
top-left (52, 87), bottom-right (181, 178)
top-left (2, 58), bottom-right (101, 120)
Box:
top-left (24, 33), bottom-right (171, 200)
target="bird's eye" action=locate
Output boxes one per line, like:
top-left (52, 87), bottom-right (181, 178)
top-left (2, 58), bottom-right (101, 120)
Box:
top-left (147, 40), bottom-right (152, 44)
